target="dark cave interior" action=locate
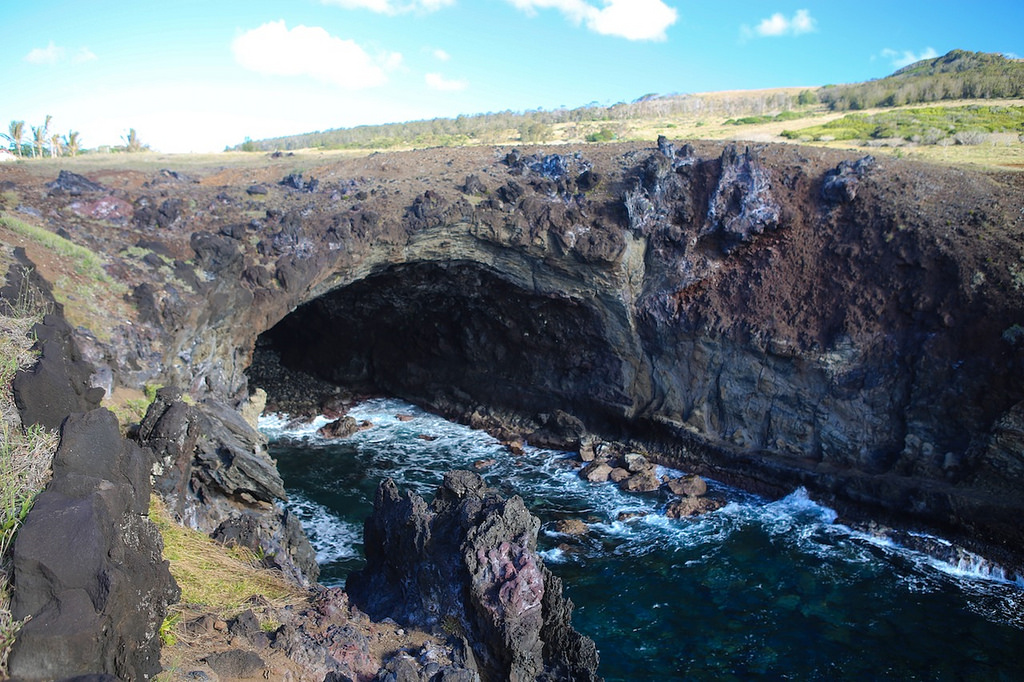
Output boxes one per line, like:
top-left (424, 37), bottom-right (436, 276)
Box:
top-left (252, 261), bottom-right (632, 427)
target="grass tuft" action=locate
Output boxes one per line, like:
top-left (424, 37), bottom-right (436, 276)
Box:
top-left (151, 499), bottom-right (306, 618)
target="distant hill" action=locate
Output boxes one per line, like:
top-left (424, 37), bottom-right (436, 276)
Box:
top-left (229, 49), bottom-right (1024, 152)
top-left (819, 50), bottom-right (1024, 110)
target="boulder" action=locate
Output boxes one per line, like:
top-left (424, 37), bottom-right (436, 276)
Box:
top-left (579, 461), bottom-right (613, 483)
top-left (553, 519), bottom-right (589, 536)
top-left (623, 452), bottom-right (650, 473)
top-left (9, 409), bottom-right (179, 681)
top-left (347, 471), bottom-right (601, 682)
top-left (319, 415), bottom-right (360, 439)
top-left (666, 474), bottom-right (708, 497)
top-left (609, 467), bottom-right (630, 483)
top-left (46, 170), bottom-right (106, 195)
top-left (619, 468), bottom-right (661, 493)
top-left (665, 496), bottom-right (726, 519)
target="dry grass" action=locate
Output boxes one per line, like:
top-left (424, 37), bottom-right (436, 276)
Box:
top-left (151, 498), bottom-right (307, 619)
top-left (0, 254), bottom-right (58, 676)
top-left (0, 213), bottom-right (132, 342)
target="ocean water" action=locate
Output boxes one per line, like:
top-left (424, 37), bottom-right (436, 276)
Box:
top-left (262, 398), bottom-right (1024, 681)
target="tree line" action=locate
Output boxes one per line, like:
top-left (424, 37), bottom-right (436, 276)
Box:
top-left (228, 90), bottom-right (809, 152)
top-left (231, 49), bottom-right (1023, 153)
top-left (2, 116), bottom-right (146, 158)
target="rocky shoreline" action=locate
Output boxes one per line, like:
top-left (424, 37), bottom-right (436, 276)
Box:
top-left (2, 138), bottom-right (1024, 678)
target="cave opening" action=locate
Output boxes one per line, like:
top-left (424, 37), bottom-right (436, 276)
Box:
top-left (249, 260), bottom-right (632, 432)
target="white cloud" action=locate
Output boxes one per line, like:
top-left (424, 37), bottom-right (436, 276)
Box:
top-left (25, 41), bottom-right (65, 64)
top-left (72, 47), bottom-right (97, 64)
top-left (508, 0), bottom-right (678, 41)
top-left (425, 72), bottom-right (467, 91)
top-left (880, 47), bottom-right (939, 69)
top-left (24, 42), bottom-right (97, 65)
top-left (321, 0), bottom-right (454, 14)
top-left (232, 20), bottom-right (401, 89)
top-left (742, 9), bottom-right (816, 39)
top-left (433, 48), bottom-right (451, 62)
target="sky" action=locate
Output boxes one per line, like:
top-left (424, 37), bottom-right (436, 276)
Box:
top-left (3, 0), bottom-right (1022, 154)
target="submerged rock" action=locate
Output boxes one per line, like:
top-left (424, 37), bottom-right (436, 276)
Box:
top-left (347, 470), bottom-right (602, 682)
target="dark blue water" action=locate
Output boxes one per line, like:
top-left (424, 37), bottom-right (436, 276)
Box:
top-left (263, 398), bottom-right (1024, 681)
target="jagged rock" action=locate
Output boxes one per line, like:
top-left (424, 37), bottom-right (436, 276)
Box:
top-left (46, 170), bottom-right (106, 195)
top-left (319, 415), bottom-right (360, 439)
top-left (578, 438), bottom-right (597, 462)
top-left (821, 155), bottom-right (875, 203)
top-left (461, 174), bottom-right (487, 195)
top-left (156, 197), bottom-right (184, 228)
top-left (347, 471), bottom-right (601, 682)
top-left (666, 474), bottom-right (708, 497)
top-left (9, 409), bottom-right (179, 681)
top-left (137, 387), bottom-right (319, 585)
top-left (703, 144), bottom-right (780, 252)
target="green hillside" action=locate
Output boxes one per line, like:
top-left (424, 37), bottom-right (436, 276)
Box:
top-left (818, 50), bottom-right (1024, 110)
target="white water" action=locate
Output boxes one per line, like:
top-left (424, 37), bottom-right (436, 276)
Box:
top-left (261, 397), bottom-right (1024, 674)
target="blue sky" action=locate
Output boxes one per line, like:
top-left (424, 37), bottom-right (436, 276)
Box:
top-left (4, 0), bottom-right (1022, 153)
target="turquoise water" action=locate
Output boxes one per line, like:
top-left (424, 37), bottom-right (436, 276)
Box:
top-left (262, 398), bottom-right (1024, 681)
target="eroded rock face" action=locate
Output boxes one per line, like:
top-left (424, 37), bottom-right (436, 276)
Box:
top-left (347, 471), bottom-right (601, 682)
top-left (8, 140), bottom-right (1024, 562)
top-left (9, 409), bottom-right (179, 681)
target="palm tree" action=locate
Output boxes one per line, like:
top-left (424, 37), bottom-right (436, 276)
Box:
top-left (7, 120), bottom-right (25, 157)
top-left (31, 126), bottom-right (46, 158)
top-left (50, 134), bottom-right (63, 158)
top-left (41, 114), bottom-right (53, 157)
top-left (124, 128), bottom-right (142, 153)
top-left (64, 130), bottom-right (80, 157)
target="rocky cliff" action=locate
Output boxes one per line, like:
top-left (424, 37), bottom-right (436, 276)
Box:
top-left (3, 139), bottom-right (1024, 568)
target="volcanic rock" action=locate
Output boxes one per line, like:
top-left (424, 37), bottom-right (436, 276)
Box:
top-left (666, 474), bottom-right (708, 497)
top-left (580, 461), bottom-right (613, 483)
top-left (137, 387), bottom-right (318, 584)
top-left (665, 496), bottom-right (726, 519)
top-left (9, 409), bottom-right (179, 681)
top-left (347, 470), bottom-right (601, 682)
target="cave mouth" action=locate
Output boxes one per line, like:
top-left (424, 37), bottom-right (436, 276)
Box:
top-left (249, 260), bottom-right (631, 432)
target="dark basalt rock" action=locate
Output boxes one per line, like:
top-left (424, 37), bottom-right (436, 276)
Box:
top-left (821, 155), bottom-right (875, 203)
top-left (137, 387), bottom-right (319, 585)
top-left (347, 471), bottom-right (601, 682)
top-left (46, 170), bottom-right (106, 195)
top-left (9, 409), bottom-right (179, 681)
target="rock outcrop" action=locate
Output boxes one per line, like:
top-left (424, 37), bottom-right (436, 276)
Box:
top-left (347, 470), bottom-right (601, 682)
top-left (136, 387), bottom-right (319, 585)
top-left (9, 409), bottom-right (179, 681)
